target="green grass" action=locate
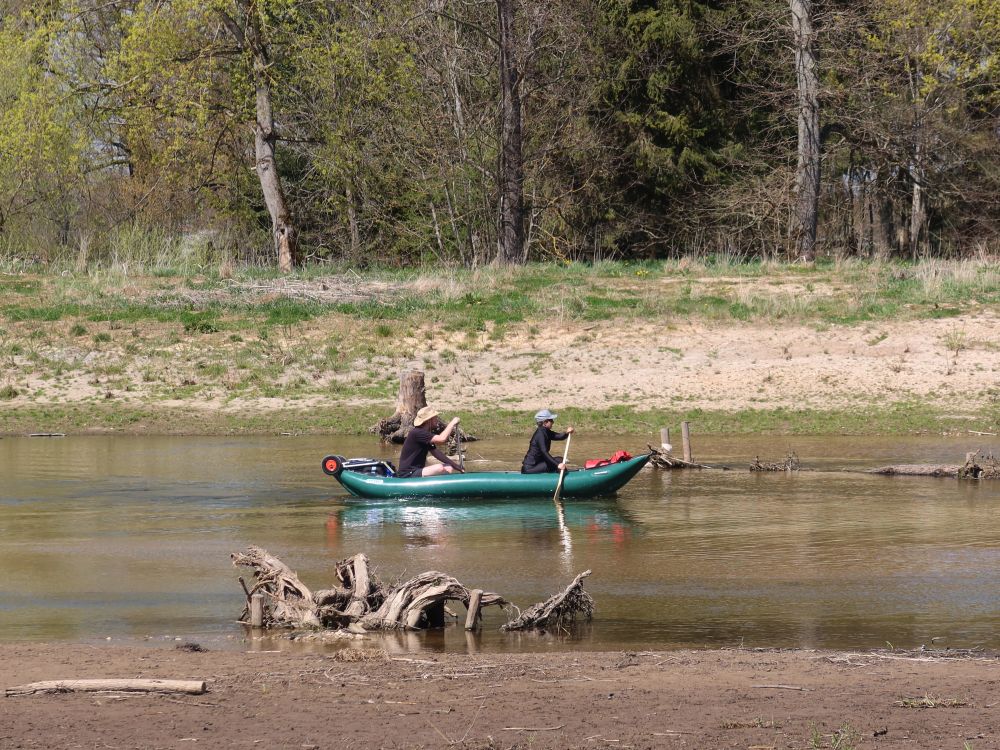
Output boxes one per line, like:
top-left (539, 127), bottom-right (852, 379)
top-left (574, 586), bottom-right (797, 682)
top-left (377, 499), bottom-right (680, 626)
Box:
top-left (1, 400), bottom-right (991, 438)
top-left (4, 257), bottom-right (998, 329)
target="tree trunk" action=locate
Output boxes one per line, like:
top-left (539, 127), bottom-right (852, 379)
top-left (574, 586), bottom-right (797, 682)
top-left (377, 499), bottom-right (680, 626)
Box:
top-left (497, 0), bottom-right (526, 265)
top-left (909, 141), bottom-right (928, 260)
top-left (346, 182), bottom-right (361, 260)
top-left (790, 0), bottom-right (820, 262)
top-left (221, 1), bottom-right (298, 273)
top-left (372, 370), bottom-right (428, 443)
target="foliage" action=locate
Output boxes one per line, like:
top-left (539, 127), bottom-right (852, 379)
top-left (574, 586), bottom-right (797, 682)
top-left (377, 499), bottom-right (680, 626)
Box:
top-left (0, 0), bottom-right (997, 264)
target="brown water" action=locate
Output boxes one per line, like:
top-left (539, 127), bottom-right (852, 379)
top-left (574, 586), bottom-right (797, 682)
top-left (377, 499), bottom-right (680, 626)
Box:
top-left (2, 433), bottom-right (998, 653)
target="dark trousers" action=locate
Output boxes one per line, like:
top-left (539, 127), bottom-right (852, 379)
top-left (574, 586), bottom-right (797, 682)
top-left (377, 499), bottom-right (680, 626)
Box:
top-left (521, 462), bottom-right (556, 474)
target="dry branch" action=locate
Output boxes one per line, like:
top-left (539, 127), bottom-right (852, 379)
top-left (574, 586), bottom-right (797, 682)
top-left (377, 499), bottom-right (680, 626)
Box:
top-left (501, 570), bottom-right (594, 632)
top-left (647, 445), bottom-right (718, 470)
top-left (5, 679), bottom-right (206, 697)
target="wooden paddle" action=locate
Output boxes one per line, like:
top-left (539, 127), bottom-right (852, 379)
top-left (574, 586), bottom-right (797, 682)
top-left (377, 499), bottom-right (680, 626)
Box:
top-left (456, 426), bottom-right (465, 472)
top-left (552, 432), bottom-right (572, 503)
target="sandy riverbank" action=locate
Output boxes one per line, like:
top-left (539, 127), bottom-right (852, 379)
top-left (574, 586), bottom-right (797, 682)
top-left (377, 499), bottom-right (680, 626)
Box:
top-left (2, 643), bottom-right (998, 749)
top-left (2, 269), bottom-right (999, 436)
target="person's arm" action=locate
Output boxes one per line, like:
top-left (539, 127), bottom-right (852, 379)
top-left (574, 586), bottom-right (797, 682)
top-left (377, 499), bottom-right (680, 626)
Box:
top-left (430, 417), bottom-right (460, 445)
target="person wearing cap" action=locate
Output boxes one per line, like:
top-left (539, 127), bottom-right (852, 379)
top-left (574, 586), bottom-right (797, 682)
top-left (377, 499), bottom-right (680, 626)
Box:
top-left (520, 409), bottom-right (574, 474)
top-left (396, 406), bottom-right (464, 478)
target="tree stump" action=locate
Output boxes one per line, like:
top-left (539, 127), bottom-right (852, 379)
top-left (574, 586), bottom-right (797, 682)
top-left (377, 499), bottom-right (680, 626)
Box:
top-left (372, 369), bottom-right (475, 445)
top-left (372, 370), bottom-right (428, 443)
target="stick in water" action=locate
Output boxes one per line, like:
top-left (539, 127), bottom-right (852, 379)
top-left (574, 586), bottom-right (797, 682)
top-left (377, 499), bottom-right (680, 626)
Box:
top-left (552, 432), bottom-right (572, 503)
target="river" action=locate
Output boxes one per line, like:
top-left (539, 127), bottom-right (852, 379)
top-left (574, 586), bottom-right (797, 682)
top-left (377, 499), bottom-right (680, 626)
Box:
top-left (2, 433), bottom-right (998, 653)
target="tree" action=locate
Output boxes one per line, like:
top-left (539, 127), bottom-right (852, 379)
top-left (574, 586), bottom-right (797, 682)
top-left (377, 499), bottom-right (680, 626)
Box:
top-left (217, 1), bottom-right (298, 271)
top-left (497, 0), bottom-right (526, 265)
top-left (790, 0), bottom-right (820, 261)
top-left (118, 0), bottom-right (306, 271)
top-left (824, 0), bottom-right (1000, 257)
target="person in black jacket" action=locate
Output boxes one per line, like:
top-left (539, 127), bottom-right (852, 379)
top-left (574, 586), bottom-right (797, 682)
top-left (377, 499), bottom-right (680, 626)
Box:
top-left (521, 409), bottom-right (574, 474)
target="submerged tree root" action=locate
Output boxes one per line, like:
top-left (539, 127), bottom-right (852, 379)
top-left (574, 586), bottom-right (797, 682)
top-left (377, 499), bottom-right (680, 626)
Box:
top-left (232, 546), bottom-right (539, 632)
top-left (501, 570), bottom-right (594, 632)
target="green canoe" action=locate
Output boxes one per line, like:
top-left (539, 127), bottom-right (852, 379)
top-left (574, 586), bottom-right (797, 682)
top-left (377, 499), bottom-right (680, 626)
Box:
top-left (321, 453), bottom-right (651, 500)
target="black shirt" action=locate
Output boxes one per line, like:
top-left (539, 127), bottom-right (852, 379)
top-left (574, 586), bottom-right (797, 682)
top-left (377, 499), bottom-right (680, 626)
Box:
top-left (521, 426), bottom-right (569, 472)
top-left (397, 426), bottom-right (457, 477)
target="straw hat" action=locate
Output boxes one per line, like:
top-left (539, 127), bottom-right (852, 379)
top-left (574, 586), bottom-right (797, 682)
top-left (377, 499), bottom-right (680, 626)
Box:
top-left (413, 406), bottom-right (439, 427)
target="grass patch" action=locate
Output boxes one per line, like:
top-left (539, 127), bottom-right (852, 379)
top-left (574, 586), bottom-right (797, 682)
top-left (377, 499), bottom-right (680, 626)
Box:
top-left (0, 401), bottom-right (990, 437)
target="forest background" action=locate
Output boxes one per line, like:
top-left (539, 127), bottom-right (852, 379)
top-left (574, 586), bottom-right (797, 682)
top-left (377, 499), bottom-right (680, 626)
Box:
top-left (1, 0), bottom-right (997, 269)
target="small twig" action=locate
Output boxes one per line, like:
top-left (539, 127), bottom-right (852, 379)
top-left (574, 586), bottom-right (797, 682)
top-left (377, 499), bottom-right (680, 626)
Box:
top-left (391, 657), bottom-right (438, 664)
top-left (423, 715), bottom-right (453, 744)
top-left (458, 701), bottom-right (487, 744)
top-left (751, 684), bottom-right (811, 691)
top-left (501, 725), bottom-right (566, 731)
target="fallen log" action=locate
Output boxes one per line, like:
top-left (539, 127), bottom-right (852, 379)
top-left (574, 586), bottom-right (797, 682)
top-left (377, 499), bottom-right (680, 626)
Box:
top-left (868, 464), bottom-right (961, 477)
top-left (5, 679), bottom-right (206, 697)
top-left (501, 570), bottom-right (594, 632)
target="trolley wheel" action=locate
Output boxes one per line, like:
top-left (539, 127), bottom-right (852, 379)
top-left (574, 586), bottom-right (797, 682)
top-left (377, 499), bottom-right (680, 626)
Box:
top-left (321, 455), bottom-right (344, 476)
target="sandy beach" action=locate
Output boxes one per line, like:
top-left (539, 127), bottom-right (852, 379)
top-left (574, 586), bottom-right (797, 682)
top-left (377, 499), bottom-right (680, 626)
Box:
top-left (3, 643), bottom-right (998, 749)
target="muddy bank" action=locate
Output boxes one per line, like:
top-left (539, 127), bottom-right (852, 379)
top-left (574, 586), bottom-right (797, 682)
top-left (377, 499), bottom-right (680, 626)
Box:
top-left (2, 643), bottom-right (998, 749)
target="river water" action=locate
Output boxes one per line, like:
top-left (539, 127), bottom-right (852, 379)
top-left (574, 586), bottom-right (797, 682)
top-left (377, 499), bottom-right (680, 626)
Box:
top-left (2, 433), bottom-right (998, 653)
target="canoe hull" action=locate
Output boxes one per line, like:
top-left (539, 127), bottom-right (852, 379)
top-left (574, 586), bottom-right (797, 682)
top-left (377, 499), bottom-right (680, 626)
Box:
top-left (327, 454), bottom-right (651, 501)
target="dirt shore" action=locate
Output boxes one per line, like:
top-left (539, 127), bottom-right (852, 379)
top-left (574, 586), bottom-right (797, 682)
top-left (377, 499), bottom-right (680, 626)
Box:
top-left (3, 643), bottom-right (998, 749)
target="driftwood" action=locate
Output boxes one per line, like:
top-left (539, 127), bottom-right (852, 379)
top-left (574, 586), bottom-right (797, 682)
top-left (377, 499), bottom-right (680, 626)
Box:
top-left (750, 452), bottom-right (800, 472)
top-left (959, 451), bottom-right (999, 479)
top-left (5, 679), bottom-right (206, 697)
top-left (233, 547), bottom-right (505, 632)
top-left (501, 570), bottom-right (594, 632)
top-left (870, 452), bottom-right (999, 479)
top-left (647, 445), bottom-right (718, 470)
top-left (231, 546), bottom-right (319, 628)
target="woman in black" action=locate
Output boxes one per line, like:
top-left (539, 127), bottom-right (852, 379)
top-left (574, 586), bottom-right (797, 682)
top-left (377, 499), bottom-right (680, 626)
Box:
top-left (521, 409), bottom-right (574, 474)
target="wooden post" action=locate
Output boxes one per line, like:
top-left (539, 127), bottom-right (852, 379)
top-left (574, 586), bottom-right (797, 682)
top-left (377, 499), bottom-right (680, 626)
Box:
top-left (681, 421), bottom-right (692, 463)
top-left (465, 589), bottom-right (483, 630)
top-left (250, 593), bottom-right (264, 628)
top-left (660, 427), bottom-right (671, 452)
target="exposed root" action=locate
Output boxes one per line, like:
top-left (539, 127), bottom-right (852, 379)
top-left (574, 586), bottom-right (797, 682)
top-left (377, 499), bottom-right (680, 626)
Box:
top-left (232, 547), bottom-right (506, 632)
top-left (501, 570), bottom-right (594, 632)
top-left (958, 451), bottom-right (999, 479)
